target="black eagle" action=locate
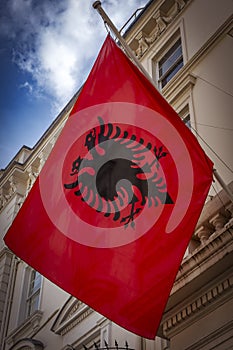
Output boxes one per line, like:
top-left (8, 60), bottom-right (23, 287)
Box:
top-left (64, 117), bottom-right (173, 228)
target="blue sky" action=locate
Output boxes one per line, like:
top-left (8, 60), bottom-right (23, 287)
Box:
top-left (0, 0), bottom-right (147, 169)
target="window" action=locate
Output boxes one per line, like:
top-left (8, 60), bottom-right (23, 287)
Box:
top-left (182, 114), bottom-right (191, 128)
top-left (18, 267), bottom-right (42, 325)
top-left (26, 270), bottom-right (42, 317)
top-left (178, 105), bottom-right (191, 129)
top-left (158, 38), bottom-right (183, 88)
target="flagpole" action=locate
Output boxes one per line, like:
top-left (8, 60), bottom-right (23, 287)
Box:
top-left (92, 1), bottom-right (233, 205)
top-left (92, 1), bottom-right (156, 88)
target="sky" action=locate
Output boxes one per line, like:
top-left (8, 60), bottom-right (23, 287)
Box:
top-left (0, 0), bottom-right (148, 169)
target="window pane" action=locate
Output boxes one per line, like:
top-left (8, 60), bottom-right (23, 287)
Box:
top-left (159, 40), bottom-right (182, 76)
top-left (26, 270), bottom-right (42, 317)
top-left (161, 60), bottom-right (183, 87)
top-left (27, 291), bottom-right (40, 316)
top-left (183, 115), bottom-right (191, 128)
top-left (29, 271), bottom-right (41, 296)
top-left (33, 272), bottom-right (42, 292)
top-left (158, 38), bottom-right (183, 88)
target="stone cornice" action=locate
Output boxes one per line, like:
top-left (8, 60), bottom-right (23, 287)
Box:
top-left (174, 224), bottom-right (233, 293)
top-left (163, 272), bottom-right (233, 338)
top-left (159, 211), bottom-right (233, 338)
top-left (125, 0), bottom-right (189, 58)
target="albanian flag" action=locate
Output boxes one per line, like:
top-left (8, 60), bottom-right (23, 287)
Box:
top-left (4, 35), bottom-right (213, 339)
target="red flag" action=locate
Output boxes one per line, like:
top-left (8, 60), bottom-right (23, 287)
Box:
top-left (4, 35), bottom-right (213, 339)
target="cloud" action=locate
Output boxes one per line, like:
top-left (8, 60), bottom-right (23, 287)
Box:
top-left (2, 0), bottom-right (148, 112)
top-left (19, 81), bottom-right (33, 94)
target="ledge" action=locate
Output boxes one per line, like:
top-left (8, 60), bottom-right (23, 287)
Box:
top-left (6, 311), bottom-right (43, 348)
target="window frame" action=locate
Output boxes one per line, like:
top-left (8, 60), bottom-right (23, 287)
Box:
top-left (182, 114), bottom-right (191, 129)
top-left (26, 270), bottom-right (42, 318)
top-left (158, 37), bottom-right (184, 88)
top-left (178, 104), bottom-right (191, 129)
top-left (151, 26), bottom-right (186, 90)
top-left (18, 266), bottom-right (42, 325)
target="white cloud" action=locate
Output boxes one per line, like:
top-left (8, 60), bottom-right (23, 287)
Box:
top-left (19, 81), bottom-right (33, 94)
top-left (5, 0), bottom-right (148, 112)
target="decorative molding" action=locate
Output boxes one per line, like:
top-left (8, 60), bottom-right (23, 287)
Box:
top-left (37, 153), bottom-right (46, 172)
top-left (163, 73), bottom-right (196, 106)
top-left (194, 224), bottom-right (214, 243)
top-left (158, 210), bottom-right (233, 340)
top-left (9, 338), bottom-right (44, 350)
top-left (209, 212), bottom-right (229, 231)
top-left (51, 297), bottom-right (94, 336)
top-left (135, 31), bottom-right (149, 58)
top-left (0, 172), bottom-right (27, 212)
top-left (0, 247), bottom-right (14, 260)
top-left (163, 275), bottom-right (233, 337)
top-left (26, 169), bottom-right (38, 196)
top-left (59, 307), bottom-right (93, 336)
top-left (133, 0), bottom-right (189, 58)
top-left (0, 176), bottom-right (17, 211)
top-left (174, 222), bottom-right (233, 293)
top-left (184, 319), bottom-right (233, 350)
top-left (6, 311), bottom-right (43, 348)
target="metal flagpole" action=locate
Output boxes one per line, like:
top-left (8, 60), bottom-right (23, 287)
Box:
top-left (92, 1), bottom-right (233, 205)
top-left (92, 1), bottom-right (156, 88)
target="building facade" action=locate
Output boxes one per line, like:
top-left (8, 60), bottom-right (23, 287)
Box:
top-left (0, 0), bottom-right (233, 349)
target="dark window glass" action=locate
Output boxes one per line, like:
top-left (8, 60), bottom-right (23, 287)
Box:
top-left (183, 115), bottom-right (191, 129)
top-left (159, 38), bottom-right (183, 88)
top-left (27, 270), bottom-right (42, 316)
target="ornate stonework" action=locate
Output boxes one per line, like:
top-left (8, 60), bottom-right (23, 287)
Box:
top-left (130, 0), bottom-right (189, 58)
top-left (51, 296), bottom-right (94, 336)
top-left (160, 183), bottom-right (233, 342)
